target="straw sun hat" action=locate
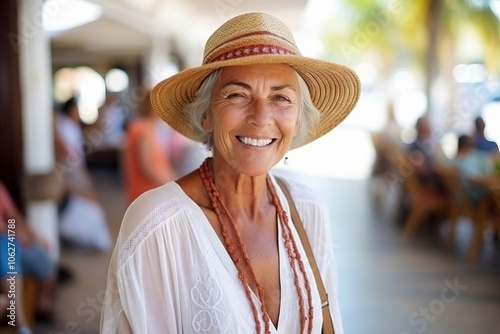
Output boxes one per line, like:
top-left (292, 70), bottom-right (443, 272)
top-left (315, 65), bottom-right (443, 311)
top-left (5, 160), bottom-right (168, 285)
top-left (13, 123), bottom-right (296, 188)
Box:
top-left (151, 12), bottom-right (360, 149)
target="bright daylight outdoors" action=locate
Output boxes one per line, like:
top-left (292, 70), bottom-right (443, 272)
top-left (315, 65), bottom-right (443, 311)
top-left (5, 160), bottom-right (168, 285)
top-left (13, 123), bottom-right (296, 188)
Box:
top-left (1, 0), bottom-right (500, 333)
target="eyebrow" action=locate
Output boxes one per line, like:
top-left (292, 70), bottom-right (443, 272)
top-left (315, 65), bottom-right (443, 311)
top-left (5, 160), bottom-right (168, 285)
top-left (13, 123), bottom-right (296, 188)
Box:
top-left (221, 81), bottom-right (296, 92)
top-left (221, 81), bottom-right (251, 90)
top-left (271, 84), bottom-right (296, 92)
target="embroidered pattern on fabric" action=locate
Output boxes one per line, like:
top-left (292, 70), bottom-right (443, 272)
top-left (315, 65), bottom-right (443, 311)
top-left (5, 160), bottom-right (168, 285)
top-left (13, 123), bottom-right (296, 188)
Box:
top-left (191, 261), bottom-right (230, 332)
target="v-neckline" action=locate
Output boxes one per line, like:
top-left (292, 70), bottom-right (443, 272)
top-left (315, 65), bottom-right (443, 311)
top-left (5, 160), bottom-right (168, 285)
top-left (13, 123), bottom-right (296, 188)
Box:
top-left (175, 181), bottom-right (285, 332)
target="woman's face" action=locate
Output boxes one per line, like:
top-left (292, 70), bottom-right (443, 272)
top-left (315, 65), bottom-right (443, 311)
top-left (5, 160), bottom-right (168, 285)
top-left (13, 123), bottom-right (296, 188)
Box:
top-left (204, 64), bottom-right (300, 176)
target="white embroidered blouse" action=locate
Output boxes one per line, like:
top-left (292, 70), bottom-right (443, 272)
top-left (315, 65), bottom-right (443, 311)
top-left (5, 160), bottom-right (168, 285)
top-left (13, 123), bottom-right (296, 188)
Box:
top-left (100, 175), bottom-right (343, 333)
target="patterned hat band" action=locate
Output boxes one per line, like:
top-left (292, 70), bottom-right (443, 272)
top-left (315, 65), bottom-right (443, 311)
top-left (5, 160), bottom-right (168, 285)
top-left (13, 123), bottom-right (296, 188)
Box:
top-left (205, 44), bottom-right (298, 64)
top-left (203, 31), bottom-right (301, 64)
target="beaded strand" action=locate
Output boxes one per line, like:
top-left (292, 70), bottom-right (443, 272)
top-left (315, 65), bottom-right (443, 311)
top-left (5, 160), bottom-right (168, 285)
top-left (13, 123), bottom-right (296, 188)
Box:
top-left (199, 161), bottom-right (267, 333)
top-left (199, 158), bottom-right (314, 333)
top-left (267, 177), bottom-right (314, 333)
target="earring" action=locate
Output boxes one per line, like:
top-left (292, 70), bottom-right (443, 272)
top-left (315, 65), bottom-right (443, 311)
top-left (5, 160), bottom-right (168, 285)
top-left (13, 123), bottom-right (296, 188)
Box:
top-left (284, 157), bottom-right (289, 165)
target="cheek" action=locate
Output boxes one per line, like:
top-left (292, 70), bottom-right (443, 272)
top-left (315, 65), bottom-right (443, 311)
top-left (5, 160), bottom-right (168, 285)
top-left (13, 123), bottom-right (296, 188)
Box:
top-left (213, 108), bottom-right (244, 133)
top-left (283, 110), bottom-right (300, 137)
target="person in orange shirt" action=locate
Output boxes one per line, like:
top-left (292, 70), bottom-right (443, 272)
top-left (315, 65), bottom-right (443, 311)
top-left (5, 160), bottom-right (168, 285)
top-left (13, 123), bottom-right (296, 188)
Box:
top-left (123, 90), bottom-right (174, 203)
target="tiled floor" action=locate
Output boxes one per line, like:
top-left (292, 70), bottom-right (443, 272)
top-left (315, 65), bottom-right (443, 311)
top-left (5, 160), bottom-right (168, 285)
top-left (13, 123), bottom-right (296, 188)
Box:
top-left (24, 157), bottom-right (500, 334)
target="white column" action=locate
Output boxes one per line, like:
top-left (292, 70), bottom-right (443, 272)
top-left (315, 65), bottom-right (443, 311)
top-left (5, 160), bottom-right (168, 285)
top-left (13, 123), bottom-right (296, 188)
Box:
top-left (144, 33), bottom-right (178, 88)
top-left (18, 0), bottom-right (60, 259)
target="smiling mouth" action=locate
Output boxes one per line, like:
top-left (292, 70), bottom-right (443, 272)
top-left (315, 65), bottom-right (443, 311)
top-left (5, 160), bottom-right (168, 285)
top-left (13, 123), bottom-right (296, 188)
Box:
top-left (236, 136), bottom-right (275, 147)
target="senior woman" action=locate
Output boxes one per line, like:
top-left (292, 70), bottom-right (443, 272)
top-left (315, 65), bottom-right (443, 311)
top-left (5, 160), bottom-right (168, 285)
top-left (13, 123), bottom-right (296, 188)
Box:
top-left (101, 12), bottom-right (359, 334)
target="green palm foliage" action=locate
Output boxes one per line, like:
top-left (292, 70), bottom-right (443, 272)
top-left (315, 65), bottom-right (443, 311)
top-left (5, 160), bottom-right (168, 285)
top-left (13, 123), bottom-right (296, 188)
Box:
top-left (322, 0), bottom-right (500, 113)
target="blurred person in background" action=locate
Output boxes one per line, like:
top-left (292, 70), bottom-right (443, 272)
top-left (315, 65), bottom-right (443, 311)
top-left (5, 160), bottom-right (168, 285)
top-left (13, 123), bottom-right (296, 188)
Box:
top-left (95, 92), bottom-right (126, 151)
top-left (454, 134), bottom-right (500, 242)
top-left (453, 135), bottom-right (492, 203)
top-left (0, 181), bottom-right (58, 333)
top-left (166, 129), bottom-right (207, 178)
top-left (370, 103), bottom-right (403, 203)
top-left (54, 97), bottom-right (111, 252)
top-left (101, 12), bottom-right (360, 334)
top-left (407, 117), bottom-right (449, 195)
top-left (473, 116), bottom-right (499, 154)
top-left (122, 90), bottom-right (174, 204)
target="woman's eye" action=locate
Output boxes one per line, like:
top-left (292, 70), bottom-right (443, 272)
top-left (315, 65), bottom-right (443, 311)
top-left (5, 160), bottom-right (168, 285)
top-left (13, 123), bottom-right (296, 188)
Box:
top-left (274, 95), bottom-right (290, 102)
top-left (226, 93), bottom-right (245, 99)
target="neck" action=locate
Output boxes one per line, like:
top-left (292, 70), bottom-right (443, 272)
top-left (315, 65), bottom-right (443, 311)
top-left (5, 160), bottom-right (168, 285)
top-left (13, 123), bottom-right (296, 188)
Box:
top-left (204, 157), bottom-right (271, 221)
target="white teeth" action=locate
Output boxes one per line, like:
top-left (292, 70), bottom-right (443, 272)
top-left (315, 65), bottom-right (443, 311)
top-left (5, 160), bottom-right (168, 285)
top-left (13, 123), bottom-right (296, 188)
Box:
top-left (238, 136), bottom-right (273, 147)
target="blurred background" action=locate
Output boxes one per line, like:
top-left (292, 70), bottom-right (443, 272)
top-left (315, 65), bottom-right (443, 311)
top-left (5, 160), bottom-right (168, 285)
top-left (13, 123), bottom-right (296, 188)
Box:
top-left (1, 0), bottom-right (500, 333)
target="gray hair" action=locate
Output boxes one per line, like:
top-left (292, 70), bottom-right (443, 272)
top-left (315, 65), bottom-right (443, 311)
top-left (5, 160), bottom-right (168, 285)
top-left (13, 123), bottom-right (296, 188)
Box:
top-left (186, 68), bottom-right (320, 150)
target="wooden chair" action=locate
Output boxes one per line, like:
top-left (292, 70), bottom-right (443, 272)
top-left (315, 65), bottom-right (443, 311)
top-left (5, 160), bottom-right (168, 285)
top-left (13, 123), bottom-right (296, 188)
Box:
top-left (402, 167), bottom-right (451, 239)
top-left (491, 188), bottom-right (500, 212)
top-left (0, 277), bottom-right (38, 330)
top-left (24, 277), bottom-right (38, 327)
top-left (370, 133), bottom-right (402, 204)
top-left (465, 179), bottom-right (500, 262)
top-left (435, 166), bottom-right (489, 253)
top-left (490, 187), bottom-right (500, 238)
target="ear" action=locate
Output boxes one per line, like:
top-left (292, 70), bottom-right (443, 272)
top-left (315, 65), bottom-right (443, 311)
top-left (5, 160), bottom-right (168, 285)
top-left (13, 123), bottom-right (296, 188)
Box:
top-left (202, 111), bottom-right (213, 132)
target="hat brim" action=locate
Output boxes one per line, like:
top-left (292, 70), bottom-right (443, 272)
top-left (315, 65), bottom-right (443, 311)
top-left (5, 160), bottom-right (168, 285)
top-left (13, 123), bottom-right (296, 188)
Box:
top-left (150, 54), bottom-right (360, 149)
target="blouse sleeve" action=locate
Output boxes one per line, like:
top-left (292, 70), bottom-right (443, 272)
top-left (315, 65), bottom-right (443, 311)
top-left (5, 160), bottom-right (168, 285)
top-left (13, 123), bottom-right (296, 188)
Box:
top-left (100, 244), bottom-right (133, 334)
top-left (283, 178), bottom-right (344, 334)
top-left (100, 185), bottom-right (184, 333)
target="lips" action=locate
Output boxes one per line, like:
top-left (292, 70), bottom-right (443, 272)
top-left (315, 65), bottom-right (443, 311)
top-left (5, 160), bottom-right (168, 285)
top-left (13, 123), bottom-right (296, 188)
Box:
top-left (237, 136), bottom-right (275, 147)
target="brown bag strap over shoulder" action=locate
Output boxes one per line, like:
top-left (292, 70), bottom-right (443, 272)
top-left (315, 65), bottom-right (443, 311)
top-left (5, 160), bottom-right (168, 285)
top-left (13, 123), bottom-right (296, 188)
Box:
top-left (275, 177), bottom-right (335, 334)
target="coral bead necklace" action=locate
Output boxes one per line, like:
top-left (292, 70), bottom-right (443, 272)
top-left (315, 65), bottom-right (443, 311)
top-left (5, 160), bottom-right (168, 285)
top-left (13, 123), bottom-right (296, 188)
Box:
top-left (199, 158), bottom-right (313, 333)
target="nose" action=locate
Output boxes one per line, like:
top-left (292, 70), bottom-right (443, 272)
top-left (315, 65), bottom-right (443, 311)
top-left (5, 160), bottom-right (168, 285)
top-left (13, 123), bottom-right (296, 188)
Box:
top-left (247, 98), bottom-right (272, 127)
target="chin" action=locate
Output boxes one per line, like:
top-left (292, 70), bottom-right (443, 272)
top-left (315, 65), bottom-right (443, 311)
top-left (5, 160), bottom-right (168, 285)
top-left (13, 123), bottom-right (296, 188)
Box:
top-left (231, 157), bottom-right (277, 177)
top-left (212, 148), bottom-right (283, 176)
